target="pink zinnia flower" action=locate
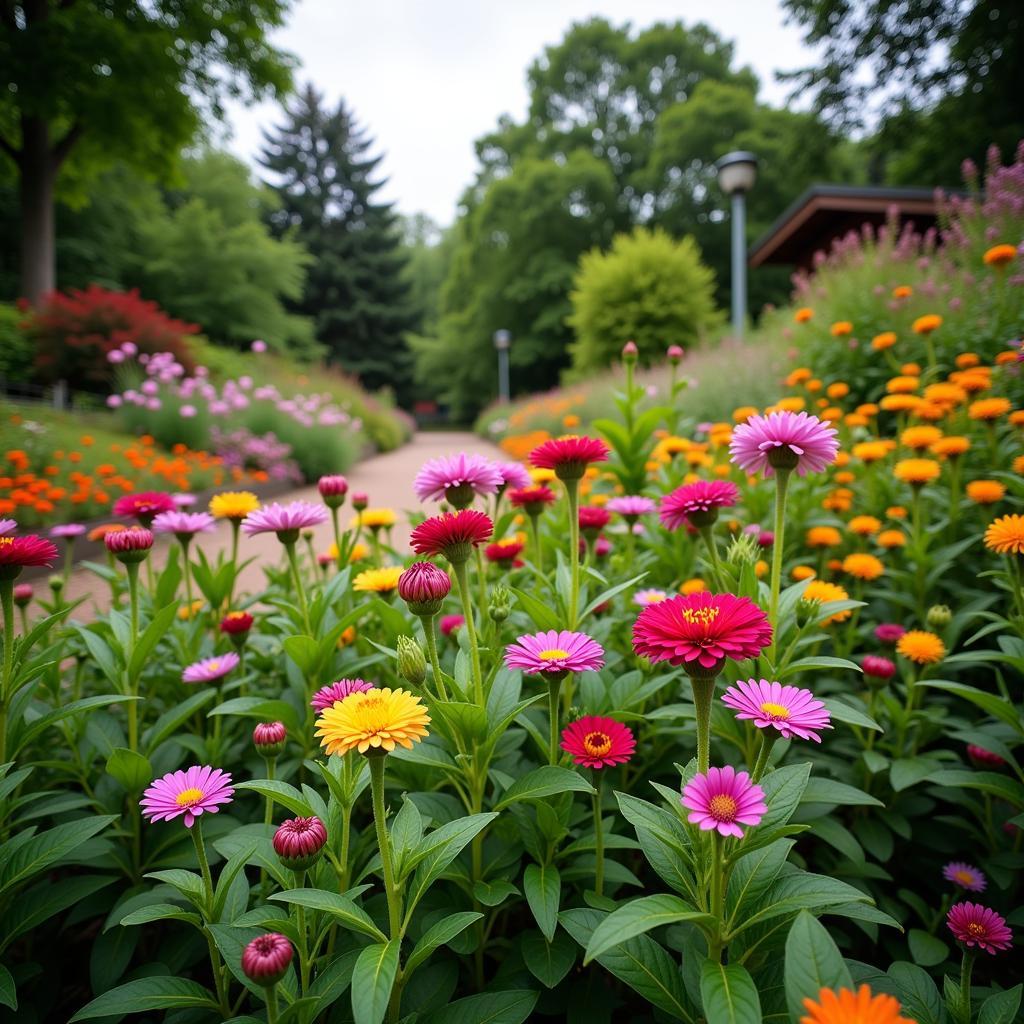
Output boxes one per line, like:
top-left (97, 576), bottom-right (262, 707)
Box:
top-left (561, 715), bottom-right (635, 769)
top-left (862, 654), bottom-right (896, 680)
top-left (104, 527), bottom-right (154, 562)
top-left (529, 436), bottom-right (610, 478)
top-left (660, 480), bottom-right (739, 529)
top-left (682, 766), bottom-right (767, 838)
top-left (241, 933), bottom-right (293, 986)
top-left (947, 902), bottom-right (1013, 953)
top-left (633, 588), bottom-right (668, 606)
top-left (152, 511), bottom-right (216, 537)
top-left (730, 410), bottom-right (839, 477)
top-left (496, 462), bottom-right (531, 491)
top-left (508, 485), bottom-right (557, 513)
top-left (410, 510), bottom-right (493, 561)
top-left (485, 538), bottom-right (525, 563)
top-left (241, 500), bottom-right (328, 538)
top-left (632, 592), bottom-right (772, 673)
top-left (310, 678), bottom-right (376, 714)
top-left (140, 765), bottom-right (234, 828)
top-left (579, 506), bottom-right (611, 533)
top-left (318, 475), bottom-right (348, 499)
top-left (182, 651), bottom-right (240, 684)
top-left (0, 535), bottom-right (59, 575)
top-left (0, 519), bottom-right (17, 536)
top-left (967, 744), bottom-right (1006, 768)
top-left (721, 679), bottom-right (832, 742)
top-left (13, 583), bottom-right (32, 606)
top-left (593, 536), bottom-right (611, 558)
top-left (943, 862), bottom-right (987, 893)
top-left (413, 453), bottom-right (503, 504)
top-left (253, 721), bottom-right (287, 755)
top-left (50, 523), bottom-right (86, 539)
top-left (398, 561), bottom-right (451, 614)
top-left (113, 491), bottom-right (177, 524)
top-left (273, 816), bottom-right (327, 870)
top-left (440, 614), bottom-right (464, 636)
top-left (172, 493), bottom-right (197, 508)
top-left (606, 495), bottom-right (657, 519)
top-left (875, 623), bottom-right (907, 644)
top-left (504, 630), bottom-right (605, 677)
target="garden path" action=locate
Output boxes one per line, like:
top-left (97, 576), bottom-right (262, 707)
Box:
top-left (59, 430), bottom-right (505, 620)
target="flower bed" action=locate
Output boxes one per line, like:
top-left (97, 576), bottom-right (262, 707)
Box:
top-left (0, 327), bottom-right (1020, 1022)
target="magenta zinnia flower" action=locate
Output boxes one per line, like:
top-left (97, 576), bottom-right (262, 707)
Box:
top-left (496, 461), bottom-right (531, 491)
top-left (253, 721), bottom-right (287, 756)
top-left (152, 510), bottom-right (216, 537)
top-left (504, 630), bottom-right (605, 677)
top-left (310, 678), bottom-right (376, 714)
top-left (414, 453), bottom-right (503, 505)
top-left (529, 436), bottom-right (610, 479)
top-left (632, 592), bottom-right (772, 673)
top-left (140, 765), bottom-right (234, 827)
top-left (875, 622), bottom-right (907, 644)
top-left (721, 678), bottom-right (832, 742)
top-left (440, 614), bottom-right (464, 636)
top-left (579, 506), bottom-right (610, 533)
top-left (241, 500), bottom-right (329, 538)
top-left (730, 410), bottom-right (839, 477)
top-left (682, 766), bottom-right (767, 838)
top-left (273, 816), bottom-right (327, 870)
top-left (508, 485), bottom-right (558, 513)
top-left (114, 491), bottom-right (177, 524)
top-left (561, 715), bottom-right (635, 769)
top-left (242, 933), bottom-right (293, 986)
top-left (410, 510), bottom-right (493, 562)
top-left (0, 535), bottom-right (60, 577)
top-left (660, 480), bottom-right (739, 529)
top-left (861, 654), bottom-right (896, 680)
top-left (943, 862), bottom-right (987, 893)
top-left (398, 561), bottom-right (451, 615)
top-left (103, 527), bottom-right (154, 562)
top-left (946, 902), bottom-right (1013, 953)
top-left (967, 744), bottom-right (1006, 768)
top-left (182, 651), bottom-right (240, 684)
top-left (606, 495), bottom-right (657, 519)
top-left (50, 523), bottom-right (86, 539)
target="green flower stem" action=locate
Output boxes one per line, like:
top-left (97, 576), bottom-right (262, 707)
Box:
top-left (266, 985), bottom-right (280, 1024)
top-left (330, 508), bottom-right (344, 569)
top-left (179, 537), bottom-right (194, 612)
top-left (959, 950), bottom-right (974, 1024)
top-left (547, 676), bottom-right (563, 766)
top-left (451, 559), bottom-right (483, 705)
top-left (419, 615), bottom-right (448, 701)
top-left (529, 514), bottom-right (543, 572)
top-left (766, 468), bottom-right (792, 666)
top-left (564, 477), bottom-right (581, 628)
top-left (368, 754), bottom-right (402, 941)
top-left (191, 818), bottom-right (215, 913)
top-left (0, 578), bottom-right (15, 764)
top-left (284, 541), bottom-right (312, 635)
top-left (126, 560), bottom-right (141, 752)
top-left (708, 831), bottom-right (725, 961)
top-left (474, 546), bottom-right (488, 624)
top-left (690, 673), bottom-right (717, 775)
top-left (751, 731), bottom-right (777, 782)
top-left (293, 869), bottom-right (311, 993)
top-left (698, 525), bottom-right (723, 591)
top-left (592, 770), bottom-right (605, 896)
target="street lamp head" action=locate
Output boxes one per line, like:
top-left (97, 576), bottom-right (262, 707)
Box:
top-left (493, 329), bottom-right (512, 351)
top-left (715, 151), bottom-right (758, 195)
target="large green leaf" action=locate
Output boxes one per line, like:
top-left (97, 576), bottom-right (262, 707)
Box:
top-left (978, 984), bottom-right (1022, 1024)
top-left (0, 815), bottom-right (116, 896)
top-left (18, 695), bottom-right (137, 751)
top-left (3, 874), bottom-right (114, 948)
top-left (523, 862), bottom-right (561, 942)
top-left (144, 689), bottom-right (216, 754)
top-left (106, 747), bottom-right (152, 792)
top-left (236, 779), bottom-right (315, 818)
top-left (405, 912), bottom-right (483, 975)
top-left (584, 893), bottom-right (715, 964)
top-left (69, 977), bottom-right (218, 1020)
top-left (700, 961), bottom-right (762, 1024)
top-left (420, 989), bottom-right (539, 1024)
top-left (351, 939), bottom-right (400, 1024)
top-left (521, 930), bottom-right (576, 989)
top-left (0, 963), bottom-right (15, 1011)
top-left (726, 839), bottom-right (795, 927)
top-left (784, 911), bottom-right (853, 1022)
top-left (510, 586), bottom-right (562, 631)
top-left (127, 603), bottom-right (179, 680)
top-left (495, 766), bottom-right (595, 810)
top-left (270, 889), bottom-right (387, 942)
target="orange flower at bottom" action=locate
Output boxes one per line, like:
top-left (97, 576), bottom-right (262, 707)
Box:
top-left (801, 985), bottom-right (915, 1024)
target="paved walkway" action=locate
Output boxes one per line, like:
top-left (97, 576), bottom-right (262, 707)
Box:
top-left (59, 431), bottom-right (505, 617)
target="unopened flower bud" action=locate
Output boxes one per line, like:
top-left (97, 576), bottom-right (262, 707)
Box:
top-left (397, 634), bottom-right (427, 686)
top-left (398, 561), bottom-right (451, 616)
top-left (861, 654), bottom-right (896, 682)
top-left (221, 610), bottom-right (254, 648)
top-left (273, 816), bottom-right (327, 872)
top-left (104, 527), bottom-right (155, 564)
top-left (12, 583), bottom-right (32, 608)
top-left (622, 340), bottom-right (638, 364)
top-left (667, 344), bottom-right (684, 364)
top-left (927, 604), bottom-right (952, 629)
top-left (726, 532), bottom-right (759, 569)
top-left (242, 933), bottom-right (293, 987)
top-left (352, 492), bottom-right (368, 512)
top-left (318, 475), bottom-right (348, 509)
top-left (48, 574), bottom-right (64, 595)
top-left (796, 597), bottom-right (822, 628)
top-left (253, 721), bottom-right (287, 758)
top-left (489, 583), bottom-right (511, 623)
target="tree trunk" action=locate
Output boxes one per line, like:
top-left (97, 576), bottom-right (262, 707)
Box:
top-left (19, 115), bottom-right (56, 305)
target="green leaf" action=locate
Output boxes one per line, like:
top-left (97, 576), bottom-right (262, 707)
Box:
top-left (420, 989), bottom-right (539, 1024)
top-left (209, 697), bottom-right (301, 734)
top-left (119, 903), bottom-right (201, 927)
top-left (351, 939), bottom-right (400, 1024)
top-left (69, 977), bottom-right (217, 1020)
top-left (128, 603), bottom-right (179, 680)
top-left (579, 572), bottom-right (648, 623)
top-left (236, 779), bottom-right (315, 818)
top-left (756, 763), bottom-right (811, 832)
top-left (523, 862), bottom-right (561, 942)
top-left (75, 629), bottom-right (121, 686)
top-left (822, 697), bottom-right (882, 732)
top-left (404, 812), bottom-right (498, 878)
top-left (920, 681), bottom-right (1023, 732)
top-left (978, 984), bottom-right (1022, 1024)
top-left (929, 769), bottom-right (1024, 807)
top-left (106, 747), bottom-right (152, 791)
top-left (4, 874), bottom-right (114, 945)
top-left (785, 910), bottom-right (853, 1022)
top-left (0, 815), bottom-right (116, 895)
top-left (143, 689), bottom-right (216, 755)
top-left (800, 778), bottom-right (883, 809)
top-left (726, 839), bottom-right (795, 927)
top-left (584, 893), bottom-right (714, 964)
top-left (700, 961), bottom-right (762, 1024)
top-left (908, 929), bottom-right (949, 967)
top-left (510, 586), bottom-right (563, 631)
top-left (0, 963), bottom-right (16, 1011)
top-left (885, 962), bottom-right (946, 1024)
top-left (405, 912), bottom-right (483, 975)
top-left (495, 766), bottom-right (595, 810)
top-left (522, 930), bottom-right (576, 989)
top-left (283, 634), bottom-right (319, 675)
top-left (889, 757), bottom-right (943, 792)
top-left (784, 655), bottom-right (862, 675)
top-left (18, 695), bottom-right (138, 751)
top-left (270, 889), bottom-right (387, 942)
top-left (473, 879), bottom-right (519, 907)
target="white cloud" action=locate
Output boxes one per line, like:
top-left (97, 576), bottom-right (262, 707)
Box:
top-left (224, 0), bottom-right (810, 225)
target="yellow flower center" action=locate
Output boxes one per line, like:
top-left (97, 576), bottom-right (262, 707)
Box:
top-left (538, 649), bottom-right (569, 661)
top-left (175, 787), bottom-right (205, 808)
top-left (967, 922), bottom-right (985, 936)
top-left (682, 606), bottom-right (720, 627)
top-left (583, 731), bottom-right (612, 757)
top-left (206, 660), bottom-right (219, 673)
top-left (708, 794), bottom-right (738, 822)
top-left (954, 870), bottom-right (975, 886)
top-left (0, 538), bottom-right (12, 548)
top-left (759, 701), bottom-right (791, 720)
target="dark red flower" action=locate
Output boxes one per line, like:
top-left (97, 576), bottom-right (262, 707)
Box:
top-left (0, 535), bottom-right (59, 579)
top-left (410, 510), bottom-right (493, 563)
top-left (528, 436), bottom-right (609, 479)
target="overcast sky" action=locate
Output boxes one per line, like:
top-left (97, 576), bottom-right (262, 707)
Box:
top-left (224, 0), bottom-right (811, 226)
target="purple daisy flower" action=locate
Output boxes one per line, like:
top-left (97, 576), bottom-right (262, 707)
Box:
top-left (660, 480), bottom-right (740, 529)
top-left (182, 651), bottom-right (240, 684)
top-left (140, 765), bottom-right (234, 828)
top-left (310, 678), bottom-right (377, 714)
top-left (0, 518), bottom-right (17, 536)
top-left (152, 511), bottom-right (217, 537)
top-left (241, 501), bottom-right (329, 537)
top-left (729, 410), bottom-right (839, 477)
top-left (606, 495), bottom-right (657, 518)
top-left (504, 630), bottom-right (605, 676)
top-left (943, 862), bottom-right (987, 893)
top-left (413, 453), bottom-right (504, 505)
top-left (496, 461), bottom-right (531, 491)
top-left (49, 523), bottom-right (87, 539)
top-left (172, 493), bottom-right (198, 508)
top-left (721, 678), bottom-right (832, 742)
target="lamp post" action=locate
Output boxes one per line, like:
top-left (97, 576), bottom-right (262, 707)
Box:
top-left (493, 329), bottom-right (511, 403)
top-left (715, 151), bottom-right (758, 339)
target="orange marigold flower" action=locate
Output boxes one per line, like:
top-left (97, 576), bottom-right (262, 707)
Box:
top-left (995, 350), bottom-right (1018, 365)
top-left (894, 459), bottom-right (941, 485)
top-left (871, 332), bottom-right (897, 351)
top-left (754, 559), bottom-right (768, 578)
top-left (857, 403), bottom-right (879, 417)
top-left (966, 480), bottom-right (1005, 504)
top-left (877, 529), bottom-right (906, 548)
top-left (834, 451), bottom-right (850, 467)
top-left (791, 565), bottom-right (816, 581)
top-left (955, 352), bottom-right (980, 369)
top-left (953, 369), bottom-right (992, 393)
top-left (679, 578), bottom-right (707, 595)
top-left (923, 382), bottom-right (967, 407)
top-left (880, 394), bottom-right (923, 413)
top-left (803, 579), bottom-right (851, 625)
top-left (897, 630), bottom-right (945, 665)
top-left (900, 425), bottom-right (943, 450)
top-left (983, 243), bottom-right (1017, 267)
top-left (892, 285), bottom-right (913, 299)
top-left (826, 382), bottom-right (849, 399)
top-left (786, 367), bottom-right (813, 386)
top-left (969, 397), bottom-right (1011, 421)
top-left (912, 314), bottom-right (942, 334)
top-left (806, 380), bottom-right (823, 394)
top-left (830, 321), bottom-right (853, 337)
top-left (1014, 455), bottom-right (1024, 474)
top-left (794, 307), bottom-right (813, 323)
top-left (732, 406), bottom-right (758, 423)
top-left (852, 441), bottom-right (892, 463)
top-left (834, 471), bottom-right (855, 485)
top-left (801, 984), bottom-right (915, 1024)
top-left (985, 514), bottom-right (1024, 555)
top-left (848, 515), bottom-right (881, 536)
top-left (886, 375), bottom-right (919, 394)
top-left (843, 552), bottom-right (885, 581)
top-left (563, 414), bottom-right (580, 429)
top-left (930, 436), bottom-right (970, 458)
top-left (845, 413), bottom-right (869, 428)
top-left (806, 526), bottom-right (842, 548)
top-left (1009, 410), bottom-right (1024, 427)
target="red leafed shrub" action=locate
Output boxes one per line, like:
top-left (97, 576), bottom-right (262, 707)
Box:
top-left (28, 285), bottom-right (198, 387)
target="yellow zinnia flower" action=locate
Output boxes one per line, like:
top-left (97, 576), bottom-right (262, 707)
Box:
top-left (353, 566), bottom-right (403, 593)
top-left (896, 630), bottom-right (945, 665)
top-left (985, 514), bottom-right (1024, 555)
top-left (210, 491), bottom-right (260, 520)
top-left (352, 508), bottom-right (397, 529)
top-left (316, 688), bottom-right (430, 756)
